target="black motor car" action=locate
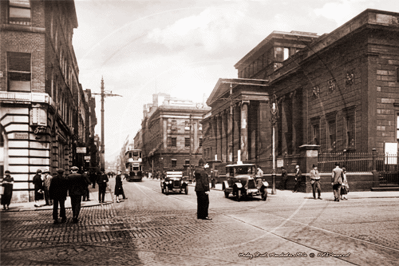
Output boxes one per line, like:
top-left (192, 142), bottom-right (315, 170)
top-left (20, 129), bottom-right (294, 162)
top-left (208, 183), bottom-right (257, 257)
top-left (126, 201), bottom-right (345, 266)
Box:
top-left (222, 163), bottom-right (268, 201)
top-left (161, 171), bottom-right (188, 195)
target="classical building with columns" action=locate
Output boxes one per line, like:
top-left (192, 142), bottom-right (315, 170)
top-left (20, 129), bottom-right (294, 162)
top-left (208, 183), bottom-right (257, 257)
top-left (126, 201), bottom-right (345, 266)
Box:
top-left (202, 9), bottom-right (399, 190)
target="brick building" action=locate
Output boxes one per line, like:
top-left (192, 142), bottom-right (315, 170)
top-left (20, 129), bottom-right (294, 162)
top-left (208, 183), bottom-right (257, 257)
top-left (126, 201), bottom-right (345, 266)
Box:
top-left (0, 0), bottom-right (97, 202)
top-left (136, 93), bottom-right (210, 176)
top-left (202, 9), bottom-right (399, 189)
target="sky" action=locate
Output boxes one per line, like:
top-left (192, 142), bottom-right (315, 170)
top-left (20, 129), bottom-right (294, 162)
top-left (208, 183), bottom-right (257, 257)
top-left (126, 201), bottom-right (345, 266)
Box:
top-left (72, 0), bottom-right (398, 163)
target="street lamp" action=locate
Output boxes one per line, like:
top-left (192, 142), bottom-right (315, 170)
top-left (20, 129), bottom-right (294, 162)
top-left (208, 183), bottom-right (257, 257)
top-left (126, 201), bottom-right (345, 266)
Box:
top-left (270, 94), bottom-right (279, 195)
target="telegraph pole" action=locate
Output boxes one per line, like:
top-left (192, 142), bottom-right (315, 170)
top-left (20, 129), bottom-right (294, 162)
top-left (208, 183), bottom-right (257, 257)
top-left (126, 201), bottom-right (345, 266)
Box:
top-left (92, 77), bottom-right (122, 170)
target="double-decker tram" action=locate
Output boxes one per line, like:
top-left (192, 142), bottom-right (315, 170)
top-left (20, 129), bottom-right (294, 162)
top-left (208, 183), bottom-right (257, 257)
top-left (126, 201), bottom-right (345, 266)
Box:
top-left (125, 149), bottom-right (143, 182)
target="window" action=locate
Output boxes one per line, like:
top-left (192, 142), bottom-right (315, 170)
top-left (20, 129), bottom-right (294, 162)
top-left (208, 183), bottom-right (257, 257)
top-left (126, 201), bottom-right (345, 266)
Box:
top-left (345, 115), bottom-right (355, 149)
top-left (328, 120), bottom-right (336, 152)
top-left (185, 159), bottom-right (190, 165)
top-left (284, 48), bottom-right (290, 60)
top-left (171, 137), bottom-right (176, 147)
top-left (9, 0), bottom-right (31, 25)
top-left (185, 138), bottom-right (190, 147)
top-left (199, 138), bottom-right (203, 147)
top-left (171, 120), bottom-right (177, 131)
top-left (8, 52), bottom-right (31, 92)
top-left (172, 159), bottom-right (177, 168)
top-left (312, 124), bottom-right (320, 145)
top-left (275, 47), bottom-right (284, 62)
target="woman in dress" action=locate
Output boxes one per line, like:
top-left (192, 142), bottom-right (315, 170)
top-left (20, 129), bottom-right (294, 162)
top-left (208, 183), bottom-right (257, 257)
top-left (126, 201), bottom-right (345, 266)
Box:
top-left (2, 170), bottom-right (14, 210)
top-left (114, 172), bottom-right (124, 203)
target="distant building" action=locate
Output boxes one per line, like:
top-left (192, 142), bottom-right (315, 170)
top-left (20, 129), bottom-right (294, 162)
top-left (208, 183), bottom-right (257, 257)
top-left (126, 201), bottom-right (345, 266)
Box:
top-left (136, 93), bottom-right (210, 175)
top-left (0, 0), bottom-right (97, 202)
top-left (203, 9), bottom-right (399, 186)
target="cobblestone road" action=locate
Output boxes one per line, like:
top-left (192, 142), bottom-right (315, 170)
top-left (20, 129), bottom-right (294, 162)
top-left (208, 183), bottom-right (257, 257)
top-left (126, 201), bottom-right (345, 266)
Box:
top-left (1, 178), bottom-right (399, 265)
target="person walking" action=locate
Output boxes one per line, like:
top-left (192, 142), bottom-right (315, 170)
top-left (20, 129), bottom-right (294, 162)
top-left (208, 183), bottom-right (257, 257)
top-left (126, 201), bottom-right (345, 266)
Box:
top-left (194, 159), bottom-right (211, 220)
top-left (293, 165), bottom-right (302, 193)
top-left (33, 169), bottom-right (44, 207)
top-left (280, 167), bottom-right (288, 190)
top-left (1, 170), bottom-right (14, 210)
top-left (97, 170), bottom-right (109, 203)
top-left (332, 162), bottom-right (343, 202)
top-left (82, 171), bottom-right (91, 201)
top-left (114, 171), bottom-right (124, 203)
top-left (42, 169), bottom-right (53, 206)
top-left (341, 167), bottom-right (349, 200)
top-left (310, 164), bottom-right (322, 200)
top-left (67, 166), bottom-right (87, 223)
top-left (49, 169), bottom-right (68, 224)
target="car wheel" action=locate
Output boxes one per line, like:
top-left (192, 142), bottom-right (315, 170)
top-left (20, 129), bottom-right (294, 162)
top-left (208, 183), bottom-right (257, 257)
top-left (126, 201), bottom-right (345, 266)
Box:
top-left (185, 186), bottom-right (188, 195)
top-left (237, 190), bottom-right (242, 202)
top-left (162, 187), bottom-right (165, 194)
top-left (262, 190), bottom-right (267, 201)
top-left (224, 191), bottom-right (229, 198)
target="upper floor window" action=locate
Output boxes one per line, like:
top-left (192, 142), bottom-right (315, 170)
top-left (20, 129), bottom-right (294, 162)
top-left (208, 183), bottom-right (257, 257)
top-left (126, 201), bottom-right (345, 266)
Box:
top-left (9, 0), bottom-right (31, 26)
top-left (199, 138), bottom-right (203, 147)
top-left (8, 52), bottom-right (31, 92)
top-left (185, 138), bottom-right (190, 147)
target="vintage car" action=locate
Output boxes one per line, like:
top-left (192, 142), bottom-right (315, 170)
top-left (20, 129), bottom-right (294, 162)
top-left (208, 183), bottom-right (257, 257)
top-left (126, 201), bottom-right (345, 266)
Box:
top-left (161, 171), bottom-right (188, 195)
top-left (222, 163), bottom-right (268, 201)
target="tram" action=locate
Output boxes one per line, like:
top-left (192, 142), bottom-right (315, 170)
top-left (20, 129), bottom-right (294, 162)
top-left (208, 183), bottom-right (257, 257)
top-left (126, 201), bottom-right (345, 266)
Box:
top-left (125, 148), bottom-right (143, 182)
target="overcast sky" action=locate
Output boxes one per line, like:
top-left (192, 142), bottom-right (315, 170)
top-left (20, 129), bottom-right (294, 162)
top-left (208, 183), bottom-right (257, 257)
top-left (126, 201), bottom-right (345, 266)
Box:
top-left (72, 0), bottom-right (398, 164)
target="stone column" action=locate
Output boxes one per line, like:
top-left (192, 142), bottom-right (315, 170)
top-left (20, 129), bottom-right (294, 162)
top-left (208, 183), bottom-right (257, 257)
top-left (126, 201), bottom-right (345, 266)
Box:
top-left (241, 101), bottom-right (249, 162)
top-left (213, 116), bottom-right (218, 161)
top-left (221, 112), bottom-right (226, 162)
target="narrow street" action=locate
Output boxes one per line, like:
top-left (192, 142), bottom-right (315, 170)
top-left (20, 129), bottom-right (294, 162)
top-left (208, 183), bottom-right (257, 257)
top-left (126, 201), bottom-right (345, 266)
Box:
top-left (1, 178), bottom-right (399, 265)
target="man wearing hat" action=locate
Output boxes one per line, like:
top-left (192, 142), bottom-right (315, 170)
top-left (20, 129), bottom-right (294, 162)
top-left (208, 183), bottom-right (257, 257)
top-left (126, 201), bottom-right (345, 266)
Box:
top-left (310, 164), bottom-right (322, 200)
top-left (293, 165), bottom-right (302, 193)
top-left (68, 166), bottom-right (87, 223)
top-left (194, 159), bottom-right (211, 220)
top-left (33, 169), bottom-right (43, 207)
top-left (49, 169), bottom-right (67, 224)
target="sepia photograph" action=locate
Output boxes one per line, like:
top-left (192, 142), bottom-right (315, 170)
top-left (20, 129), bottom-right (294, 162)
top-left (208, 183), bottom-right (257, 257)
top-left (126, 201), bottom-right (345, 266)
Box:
top-left (1, 0), bottom-right (399, 265)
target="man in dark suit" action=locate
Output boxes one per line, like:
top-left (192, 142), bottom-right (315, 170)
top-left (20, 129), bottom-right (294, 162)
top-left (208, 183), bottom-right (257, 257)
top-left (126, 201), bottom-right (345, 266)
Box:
top-left (49, 169), bottom-right (67, 224)
top-left (332, 162), bottom-right (343, 202)
top-left (67, 166), bottom-right (87, 223)
top-left (97, 170), bottom-right (109, 203)
top-left (194, 159), bottom-right (211, 220)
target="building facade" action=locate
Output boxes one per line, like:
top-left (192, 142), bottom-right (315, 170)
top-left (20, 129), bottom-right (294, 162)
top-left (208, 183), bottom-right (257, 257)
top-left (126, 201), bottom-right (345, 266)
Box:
top-left (136, 93), bottom-right (210, 176)
top-left (203, 9), bottom-right (399, 189)
top-left (0, 0), bottom-right (97, 202)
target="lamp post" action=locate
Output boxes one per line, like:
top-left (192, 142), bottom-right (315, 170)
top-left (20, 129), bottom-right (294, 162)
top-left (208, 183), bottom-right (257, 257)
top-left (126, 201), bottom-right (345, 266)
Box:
top-left (270, 94), bottom-right (279, 195)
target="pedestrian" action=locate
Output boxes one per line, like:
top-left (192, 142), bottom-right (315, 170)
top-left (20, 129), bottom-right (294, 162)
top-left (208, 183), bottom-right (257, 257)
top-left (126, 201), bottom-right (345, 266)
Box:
top-left (114, 171), bottom-right (124, 203)
top-left (82, 171), bottom-right (91, 201)
top-left (90, 171), bottom-right (96, 188)
top-left (194, 159), bottom-right (211, 220)
top-left (310, 164), bottom-right (322, 200)
top-left (67, 166), bottom-right (87, 223)
top-left (331, 162), bottom-right (343, 202)
top-left (280, 167), bottom-right (288, 190)
top-left (42, 169), bottom-right (53, 206)
top-left (97, 170), bottom-right (109, 203)
top-left (49, 169), bottom-right (67, 224)
top-left (293, 165), bottom-right (302, 193)
top-left (341, 167), bottom-right (349, 200)
top-left (33, 169), bottom-right (44, 207)
top-left (1, 170), bottom-right (14, 210)
top-left (256, 167), bottom-right (264, 178)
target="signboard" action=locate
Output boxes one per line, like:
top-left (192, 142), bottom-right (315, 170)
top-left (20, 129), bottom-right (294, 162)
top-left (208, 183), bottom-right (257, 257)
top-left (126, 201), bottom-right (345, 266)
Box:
top-left (84, 156), bottom-right (91, 160)
top-left (76, 147), bottom-right (87, 154)
top-left (384, 142), bottom-right (397, 164)
top-left (277, 159), bottom-right (284, 168)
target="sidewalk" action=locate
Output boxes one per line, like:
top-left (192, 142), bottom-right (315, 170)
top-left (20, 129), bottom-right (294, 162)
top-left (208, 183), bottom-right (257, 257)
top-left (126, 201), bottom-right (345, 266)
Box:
top-left (2, 185), bottom-right (114, 212)
top-left (190, 182), bottom-right (399, 199)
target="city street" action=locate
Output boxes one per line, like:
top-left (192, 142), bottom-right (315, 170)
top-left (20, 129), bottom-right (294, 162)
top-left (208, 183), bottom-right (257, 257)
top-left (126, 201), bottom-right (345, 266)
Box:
top-left (1, 178), bottom-right (399, 266)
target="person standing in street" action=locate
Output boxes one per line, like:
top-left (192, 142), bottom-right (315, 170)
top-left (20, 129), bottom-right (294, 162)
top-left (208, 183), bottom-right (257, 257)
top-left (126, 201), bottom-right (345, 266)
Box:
top-left (194, 159), bottom-right (211, 220)
top-left (332, 162), bottom-right (343, 202)
top-left (42, 169), bottom-right (53, 206)
top-left (310, 164), bottom-right (322, 200)
top-left (49, 169), bottom-right (67, 224)
top-left (293, 165), bottom-right (302, 193)
top-left (341, 167), bottom-right (349, 200)
top-left (33, 169), bottom-right (43, 207)
top-left (67, 166), bottom-right (87, 223)
top-left (280, 167), bottom-right (288, 190)
top-left (1, 170), bottom-right (14, 210)
top-left (97, 170), bottom-right (109, 203)
top-left (114, 171), bottom-right (124, 203)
